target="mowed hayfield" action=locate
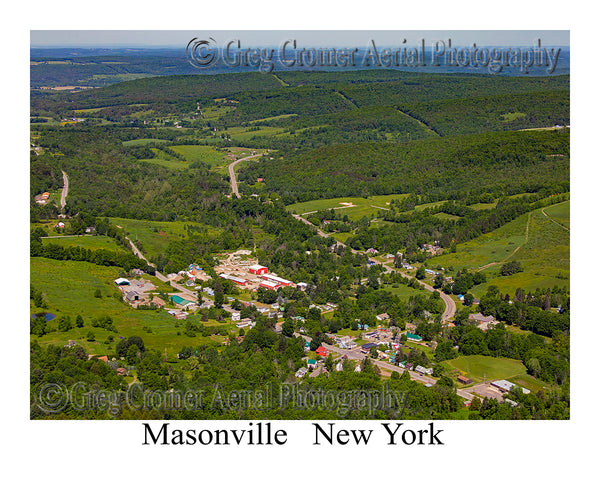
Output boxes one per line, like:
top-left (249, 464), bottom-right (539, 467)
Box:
top-left (442, 355), bottom-right (526, 384)
top-left (286, 194), bottom-right (410, 221)
top-left (442, 355), bottom-right (549, 392)
top-left (436, 201), bottom-right (569, 296)
top-left (30, 257), bottom-right (233, 357)
top-left (108, 217), bottom-right (222, 259)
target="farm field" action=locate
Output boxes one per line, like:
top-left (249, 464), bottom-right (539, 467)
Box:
top-left (30, 257), bottom-right (232, 356)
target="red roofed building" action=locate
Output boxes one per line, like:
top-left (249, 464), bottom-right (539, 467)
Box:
top-left (259, 280), bottom-right (279, 290)
top-left (315, 346), bottom-right (328, 358)
top-left (249, 264), bottom-right (268, 275)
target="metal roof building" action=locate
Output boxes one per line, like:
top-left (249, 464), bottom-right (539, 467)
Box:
top-left (261, 273), bottom-right (293, 286)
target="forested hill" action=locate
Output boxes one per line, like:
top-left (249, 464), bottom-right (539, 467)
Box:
top-left (32, 70), bottom-right (569, 119)
top-left (239, 129), bottom-right (570, 204)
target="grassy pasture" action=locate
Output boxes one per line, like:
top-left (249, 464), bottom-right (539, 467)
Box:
top-left (437, 202), bottom-right (569, 296)
top-left (542, 201), bottom-right (570, 230)
top-left (380, 283), bottom-right (426, 301)
top-left (429, 213), bottom-right (529, 272)
top-left (41, 235), bottom-right (129, 253)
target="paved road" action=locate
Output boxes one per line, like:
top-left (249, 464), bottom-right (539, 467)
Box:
top-left (296, 333), bottom-right (474, 401)
top-left (369, 257), bottom-right (456, 322)
top-left (60, 170), bottom-right (69, 211)
top-left (228, 154), bottom-right (262, 198)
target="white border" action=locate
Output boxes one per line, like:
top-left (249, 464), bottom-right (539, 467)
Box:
top-left (4, 1), bottom-right (597, 478)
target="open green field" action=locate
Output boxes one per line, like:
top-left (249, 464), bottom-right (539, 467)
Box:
top-left (139, 148), bottom-right (189, 170)
top-left (30, 257), bottom-right (232, 356)
top-left (41, 235), bottom-right (129, 253)
top-left (381, 282), bottom-right (425, 301)
top-left (331, 232), bottom-right (353, 244)
top-left (436, 201), bottom-right (569, 296)
top-left (225, 126), bottom-right (284, 142)
top-left (436, 213), bottom-right (529, 271)
top-left (286, 194), bottom-right (410, 221)
top-left (169, 145), bottom-right (228, 167)
top-left (542, 201), bottom-right (570, 230)
top-left (108, 217), bottom-right (221, 258)
top-left (442, 355), bottom-right (526, 384)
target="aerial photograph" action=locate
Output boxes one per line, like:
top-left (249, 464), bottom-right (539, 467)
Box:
top-left (29, 29), bottom-right (571, 422)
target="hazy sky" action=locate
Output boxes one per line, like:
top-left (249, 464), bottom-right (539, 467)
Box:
top-left (31, 30), bottom-right (569, 48)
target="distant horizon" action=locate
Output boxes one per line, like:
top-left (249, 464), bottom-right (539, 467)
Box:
top-left (30, 44), bottom-right (571, 49)
top-left (30, 30), bottom-right (570, 49)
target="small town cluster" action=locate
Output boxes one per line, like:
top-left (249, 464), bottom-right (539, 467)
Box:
top-left (109, 249), bottom-right (526, 406)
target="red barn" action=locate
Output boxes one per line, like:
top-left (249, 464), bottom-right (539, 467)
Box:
top-left (249, 264), bottom-right (268, 275)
